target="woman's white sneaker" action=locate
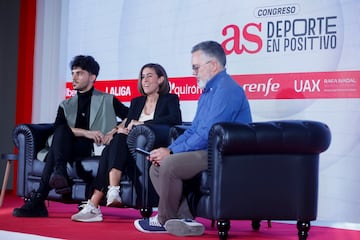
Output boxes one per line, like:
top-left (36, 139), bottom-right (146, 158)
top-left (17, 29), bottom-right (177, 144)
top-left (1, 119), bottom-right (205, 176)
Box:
top-left (71, 200), bottom-right (103, 222)
top-left (106, 185), bottom-right (122, 207)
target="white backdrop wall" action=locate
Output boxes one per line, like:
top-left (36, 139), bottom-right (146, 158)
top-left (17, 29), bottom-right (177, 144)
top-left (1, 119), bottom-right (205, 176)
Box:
top-left (33, 0), bottom-right (360, 224)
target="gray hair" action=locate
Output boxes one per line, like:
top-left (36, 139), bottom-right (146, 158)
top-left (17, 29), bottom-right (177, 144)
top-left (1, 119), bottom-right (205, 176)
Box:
top-left (191, 41), bottom-right (226, 67)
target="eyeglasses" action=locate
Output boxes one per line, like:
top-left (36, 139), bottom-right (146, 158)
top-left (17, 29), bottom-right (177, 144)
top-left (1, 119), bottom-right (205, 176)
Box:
top-left (192, 60), bottom-right (212, 72)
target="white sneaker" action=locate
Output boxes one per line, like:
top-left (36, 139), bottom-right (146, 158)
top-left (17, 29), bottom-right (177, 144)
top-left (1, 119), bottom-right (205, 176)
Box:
top-left (165, 218), bottom-right (205, 236)
top-left (106, 185), bottom-right (122, 207)
top-left (71, 200), bottom-right (103, 222)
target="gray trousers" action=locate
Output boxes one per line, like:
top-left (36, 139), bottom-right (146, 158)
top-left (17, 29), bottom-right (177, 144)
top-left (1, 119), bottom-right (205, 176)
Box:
top-left (149, 150), bottom-right (208, 225)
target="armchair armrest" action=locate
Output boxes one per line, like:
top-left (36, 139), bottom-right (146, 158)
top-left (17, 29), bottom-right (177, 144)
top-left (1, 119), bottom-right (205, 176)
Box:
top-left (12, 123), bottom-right (54, 196)
top-left (127, 124), bottom-right (174, 207)
top-left (13, 123), bottom-right (55, 157)
top-left (127, 124), bottom-right (156, 155)
top-left (126, 123), bottom-right (191, 207)
top-left (146, 124), bottom-right (174, 148)
top-left (169, 122), bottom-right (192, 144)
top-left (127, 123), bottom-right (179, 155)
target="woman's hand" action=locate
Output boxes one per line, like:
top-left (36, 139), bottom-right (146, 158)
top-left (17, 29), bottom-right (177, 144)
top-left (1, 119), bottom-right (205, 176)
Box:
top-left (102, 132), bottom-right (114, 145)
top-left (116, 125), bottom-right (130, 135)
top-left (126, 119), bottom-right (144, 131)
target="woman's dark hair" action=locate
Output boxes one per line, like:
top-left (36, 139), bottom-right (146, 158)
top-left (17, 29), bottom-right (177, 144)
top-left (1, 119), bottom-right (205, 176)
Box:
top-left (138, 63), bottom-right (170, 95)
top-left (70, 55), bottom-right (100, 77)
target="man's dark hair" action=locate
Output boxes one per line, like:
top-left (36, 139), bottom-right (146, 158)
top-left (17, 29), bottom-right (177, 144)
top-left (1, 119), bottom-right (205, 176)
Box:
top-left (70, 55), bottom-right (100, 77)
top-left (191, 41), bottom-right (226, 67)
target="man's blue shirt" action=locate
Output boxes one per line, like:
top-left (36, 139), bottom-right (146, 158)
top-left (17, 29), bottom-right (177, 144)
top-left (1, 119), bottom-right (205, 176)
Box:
top-left (169, 69), bottom-right (252, 153)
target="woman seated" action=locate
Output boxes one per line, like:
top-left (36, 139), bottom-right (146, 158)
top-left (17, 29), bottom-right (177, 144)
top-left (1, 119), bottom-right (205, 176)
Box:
top-left (71, 63), bottom-right (182, 222)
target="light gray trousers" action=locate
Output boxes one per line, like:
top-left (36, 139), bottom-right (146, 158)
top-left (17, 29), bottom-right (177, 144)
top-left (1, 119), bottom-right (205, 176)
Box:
top-left (149, 150), bottom-right (208, 225)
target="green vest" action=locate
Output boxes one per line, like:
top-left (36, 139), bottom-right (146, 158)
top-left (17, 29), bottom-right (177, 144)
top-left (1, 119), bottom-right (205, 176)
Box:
top-left (60, 89), bottom-right (117, 134)
top-left (37, 89), bottom-right (117, 161)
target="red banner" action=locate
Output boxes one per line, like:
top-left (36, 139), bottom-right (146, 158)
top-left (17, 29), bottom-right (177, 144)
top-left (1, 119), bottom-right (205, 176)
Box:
top-left (66, 70), bottom-right (360, 101)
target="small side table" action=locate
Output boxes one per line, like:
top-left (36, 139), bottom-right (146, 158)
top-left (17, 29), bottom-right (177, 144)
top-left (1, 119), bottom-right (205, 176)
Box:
top-left (0, 153), bottom-right (17, 207)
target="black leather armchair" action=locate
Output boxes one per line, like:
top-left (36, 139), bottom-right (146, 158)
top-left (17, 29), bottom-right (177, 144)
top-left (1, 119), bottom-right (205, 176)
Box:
top-left (166, 120), bottom-right (331, 240)
top-left (12, 123), bottom-right (169, 218)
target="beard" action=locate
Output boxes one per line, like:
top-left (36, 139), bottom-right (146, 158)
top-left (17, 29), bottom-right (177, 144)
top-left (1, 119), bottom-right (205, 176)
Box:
top-left (197, 79), bottom-right (207, 89)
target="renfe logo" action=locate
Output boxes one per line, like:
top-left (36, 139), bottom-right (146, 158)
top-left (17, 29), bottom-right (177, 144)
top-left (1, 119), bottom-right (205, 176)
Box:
top-left (242, 78), bottom-right (280, 97)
